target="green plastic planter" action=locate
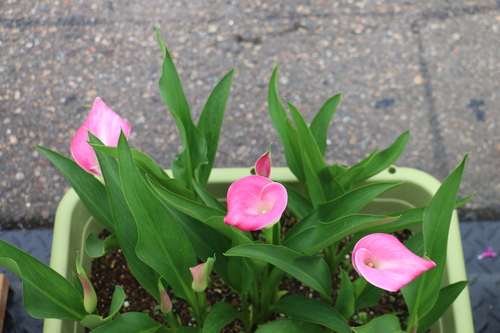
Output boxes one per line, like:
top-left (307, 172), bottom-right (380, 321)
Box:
top-left (43, 166), bottom-right (473, 333)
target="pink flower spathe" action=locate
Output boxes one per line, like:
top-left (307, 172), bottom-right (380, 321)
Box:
top-left (71, 97), bottom-right (131, 175)
top-left (224, 175), bottom-right (288, 232)
top-left (352, 233), bottom-right (436, 292)
top-left (255, 150), bottom-right (271, 178)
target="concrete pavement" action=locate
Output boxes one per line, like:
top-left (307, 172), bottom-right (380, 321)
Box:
top-left (1, 0), bottom-right (499, 228)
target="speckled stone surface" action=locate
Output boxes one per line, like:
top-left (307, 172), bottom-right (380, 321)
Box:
top-left (1, 1), bottom-right (499, 228)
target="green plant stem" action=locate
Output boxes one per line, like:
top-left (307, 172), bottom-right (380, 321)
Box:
top-left (272, 222), bottom-right (281, 245)
top-left (255, 265), bottom-right (271, 325)
top-left (193, 291), bottom-right (207, 326)
top-left (263, 221), bottom-right (281, 245)
top-left (241, 294), bottom-right (252, 332)
top-left (324, 242), bottom-right (339, 273)
top-left (163, 311), bottom-right (181, 331)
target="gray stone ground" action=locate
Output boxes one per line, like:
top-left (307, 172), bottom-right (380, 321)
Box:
top-left (1, 1), bottom-right (499, 229)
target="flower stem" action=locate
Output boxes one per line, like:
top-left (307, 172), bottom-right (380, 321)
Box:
top-left (263, 221), bottom-right (281, 245)
top-left (241, 294), bottom-right (253, 332)
top-left (163, 311), bottom-right (180, 331)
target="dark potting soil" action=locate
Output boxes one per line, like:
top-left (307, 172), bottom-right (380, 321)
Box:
top-left (88, 226), bottom-right (411, 332)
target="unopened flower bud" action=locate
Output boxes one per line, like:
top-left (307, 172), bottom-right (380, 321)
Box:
top-left (76, 252), bottom-right (97, 314)
top-left (189, 257), bottom-right (215, 293)
top-left (158, 279), bottom-right (172, 314)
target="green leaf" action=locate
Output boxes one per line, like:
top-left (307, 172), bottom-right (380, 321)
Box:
top-left (270, 295), bottom-right (351, 333)
top-left (202, 302), bottom-right (240, 333)
top-left (283, 207), bottom-right (319, 243)
top-left (80, 315), bottom-right (111, 330)
top-left (0, 239), bottom-right (87, 321)
top-left (302, 214), bottom-right (397, 255)
top-left (193, 179), bottom-right (227, 211)
top-left (353, 278), bottom-right (383, 310)
top-left (177, 327), bottom-right (201, 333)
top-left (340, 131), bottom-right (410, 189)
top-left (351, 314), bottom-right (402, 333)
top-left (36, 145), bottom-right (114, 232)
top-left (226, 235), bottom-right (254, 293)
top-left (117, 133), bottom-right (197, 305)
top-left (164, 207), bottom-right (234, 290)
top-left (225, 244), bottom-right (332, 301)
top-left (156, 28), bottom-right (207, 190)
top-left (318, 182), bottom-right (401, 223)
top-left (89, 144), bottom-right (172, 185)
top-left (254, 318), bottom-right (325, 333)
top-left (403, 154), bottom-right (468, 325)
top-left (335, 269), bottom-right (355, 319)
top-left (85, 233), bottom-right (119, 258)
top-left (267, 65), bottom-right (305, 183)
top-left (91, 133), bottom-right (160, 301)
top-left (361, 196), bottom-right (475, 235)
top-left (287, 101), bottom-right (328, 205)
top-left (417, 281), bottom-right (469, 333)
top-left (147, 175), bottom-right (248, 241)
top-left (282, 183), bottom-right (313, 220)
top-left (310, 93), bottom-right (341, 156)
top-left (91, 312), bottom-right (166, 333)
top-left (108, 285), bottom-right (126, 318)
top-left (197, 69), bottom-right (235, 187)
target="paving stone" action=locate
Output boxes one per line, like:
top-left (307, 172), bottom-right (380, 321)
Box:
top-left (460, 221), bottom-right (500, 332)
top-left (0, 1), bottom-right (498, 226)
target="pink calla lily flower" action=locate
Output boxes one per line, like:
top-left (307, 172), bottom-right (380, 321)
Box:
top-left (255, 149), bottom-right (271, 178)
top-left (224, 175), bottom-right (288, 232)
top-left (71, 97), bottom-right (131, 175)
top-left (352, 233), bottom-right (436, 292)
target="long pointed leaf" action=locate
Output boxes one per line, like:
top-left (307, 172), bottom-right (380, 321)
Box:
top-left (288, 101), bottom-right (329, 205)
top-left (403, 154), bottom-right (468, 321)
top-left (156, 29), bottom-right (207, 189)
top-left (147, 175), bottom-right (249, 242)
top-left (340, 131), bottom-right (410, 189)
top-left (351, 314), bottom-right (402, 333)
top-left (310, 93), bottom-right (341, 156)
top-left (36, 145), bottom-right (114, 232)
top-left (335, 269), bottom-right (355, 319)
top-left (202, 302), bottom-right (240, 333)
top-left (255, 318), bottom-right (325, 333)
top-left (90, 135), bottom-right (161, 300)
top-left (286, 214), bottom-right (397, 254)
top-left (318, 182), bottom-right (401, 223)
top-left (268, 66), bottom-right (305, 183)
top-left (197, 69), bottom-right (235, 187)
top-left (225, 244), bottom-right (332, 301)
top-left (270, 295), bottom-right (351, 333)
top-left (0, 240), bottom-right (87, 321)
top-left (282, 183), bottom-right (313, 220)
top-left (117, 133), bottom-right (197, 305)
top-left (417, 281), bottom-right (469, 333)
top-left (91, 312), bottom-right (166, 333)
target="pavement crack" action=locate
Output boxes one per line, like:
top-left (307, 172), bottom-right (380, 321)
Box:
top-left (410, 20), bottom-right (449, 179)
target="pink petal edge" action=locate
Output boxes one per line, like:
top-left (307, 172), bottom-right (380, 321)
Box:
top-left (352, 233), bottom-right (436, 292)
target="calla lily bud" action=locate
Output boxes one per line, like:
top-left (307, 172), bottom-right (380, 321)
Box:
top-left (224, 175), bottom-right (288, 232)
top-left (76, 252), bottom-right (97, 314)
top-left (189, 257), bottom-right (215, 293)
top-left (255, 146), bottom-right (272, 178)
top-left (158, 279), bottom-right (172, 314)
top-left (71, 97), bottom-right (131, 176)
top-left (352, 233), bottom-right (436, 292)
